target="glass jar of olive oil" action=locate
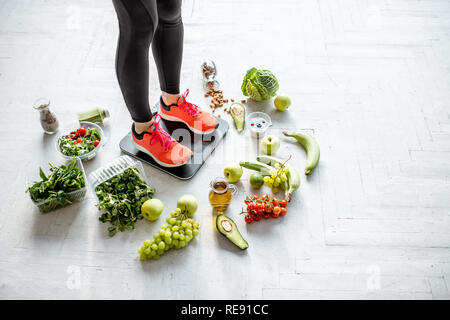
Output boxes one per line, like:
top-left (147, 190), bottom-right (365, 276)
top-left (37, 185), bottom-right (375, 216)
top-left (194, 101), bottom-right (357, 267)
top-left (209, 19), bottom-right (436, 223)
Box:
top-left (208, 177), bottom-right (237, 213)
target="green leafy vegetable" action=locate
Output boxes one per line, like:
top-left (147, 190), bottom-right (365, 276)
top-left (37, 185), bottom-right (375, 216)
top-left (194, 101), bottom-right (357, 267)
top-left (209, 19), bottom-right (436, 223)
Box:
top-left (241, 67), bottom-right (279, 101)
top-left (95, 167), bottom-right (155, 237)
top-left (27, 159), bottom-right (86, 212)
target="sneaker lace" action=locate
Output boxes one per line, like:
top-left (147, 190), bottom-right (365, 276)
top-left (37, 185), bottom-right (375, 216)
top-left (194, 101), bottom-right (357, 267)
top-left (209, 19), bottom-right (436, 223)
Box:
top-left (178, 89), bottom-right (200, 117)
top-left (149, 114), bottom-right (173, 152)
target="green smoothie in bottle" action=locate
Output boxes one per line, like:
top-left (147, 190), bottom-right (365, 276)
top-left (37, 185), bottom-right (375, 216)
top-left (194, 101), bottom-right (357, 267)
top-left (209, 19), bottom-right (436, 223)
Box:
top-left (77, 108), bottom-right (110, 125)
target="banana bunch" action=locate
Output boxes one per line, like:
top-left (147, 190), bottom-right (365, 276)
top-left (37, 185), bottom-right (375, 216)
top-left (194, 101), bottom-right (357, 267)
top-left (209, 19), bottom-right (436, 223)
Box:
top-left (240, 156), bottom-right (300, 201)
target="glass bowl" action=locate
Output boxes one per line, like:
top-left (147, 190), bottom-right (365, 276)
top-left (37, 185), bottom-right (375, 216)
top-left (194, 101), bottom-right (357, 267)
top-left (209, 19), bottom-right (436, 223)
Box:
top-left (246, 112), bottom-right (272, 138)
top-left (55, 121), bottom-right (105, 161)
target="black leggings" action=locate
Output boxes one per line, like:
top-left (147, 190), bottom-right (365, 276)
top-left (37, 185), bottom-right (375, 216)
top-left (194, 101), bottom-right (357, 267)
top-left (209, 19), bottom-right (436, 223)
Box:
top-left (112, 0), bottom-right (183, 123)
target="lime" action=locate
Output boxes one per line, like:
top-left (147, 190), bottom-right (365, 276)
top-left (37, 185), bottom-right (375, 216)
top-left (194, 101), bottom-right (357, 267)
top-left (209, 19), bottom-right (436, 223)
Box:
top-left (249, 172), bottom-right (264, 189)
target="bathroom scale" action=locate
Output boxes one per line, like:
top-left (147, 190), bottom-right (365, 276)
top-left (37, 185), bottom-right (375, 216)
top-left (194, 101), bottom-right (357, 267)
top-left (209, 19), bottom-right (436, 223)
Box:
top-left (119, 103), bottom-right (229, 180)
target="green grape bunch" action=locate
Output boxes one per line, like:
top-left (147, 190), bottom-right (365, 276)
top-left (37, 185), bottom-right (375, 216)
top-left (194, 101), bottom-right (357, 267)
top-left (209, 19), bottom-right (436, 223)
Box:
top-left (263, 162), bottom-right (289, 194)
top-left (138, 207), bottom-right (200, 261)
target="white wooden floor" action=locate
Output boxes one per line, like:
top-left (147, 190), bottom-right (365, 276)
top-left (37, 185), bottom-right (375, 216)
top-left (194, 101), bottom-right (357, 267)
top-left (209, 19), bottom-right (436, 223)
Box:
top-left (1, 0), bottom-right (450, 300)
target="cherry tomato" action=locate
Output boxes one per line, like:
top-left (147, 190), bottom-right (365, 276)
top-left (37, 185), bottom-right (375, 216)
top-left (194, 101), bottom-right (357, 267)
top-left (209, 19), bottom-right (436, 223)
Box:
top-left (256, 203), bottom-right (264, 213)
top-left (263, 212), bottom-right (270, 219)
top-left (280, 200), bottom-right (288, 208)
top-left (77, 137), bottom-right (82, 143)
top-left (273, 206), bottom-right (281, 215)
top-left (73, 140), bottom-right (78, 144)
top-left (244, 214), bottom-right (253, 224)
top-left (247, 204), bottom-right (254, 211)
top-left (280, 207), bottom-right (287, 216)
top-left (253, 196), bottom-right (259, 200)
top-left (272, 198), bottom-right (279, 207)
top-left (253, 212), bottom-right (262, 221)
top-left (77, 127), bottom-right (87, 136)
top-left (264, 203), bottom-right (273, 214)
top-left (271, 211), bottom-right (279, 219)
top-left (94, 140), bottom-right (100, 147)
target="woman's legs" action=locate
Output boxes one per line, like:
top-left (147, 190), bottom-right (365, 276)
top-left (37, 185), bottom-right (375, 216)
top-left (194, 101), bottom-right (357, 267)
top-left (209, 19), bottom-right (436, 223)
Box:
top-left (152, 0), bottom-right (184, 105)
top-left (112, 0), bottom-right (193, 167)
top-left (112, 0), bottom-right (157, 131)
top-left (112, 0), bottom-right (184, 132)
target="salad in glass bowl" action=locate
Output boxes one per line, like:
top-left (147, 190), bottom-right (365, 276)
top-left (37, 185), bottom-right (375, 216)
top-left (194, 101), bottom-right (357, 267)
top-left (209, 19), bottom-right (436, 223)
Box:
top-left (56, 121), bottom-right (105, 161)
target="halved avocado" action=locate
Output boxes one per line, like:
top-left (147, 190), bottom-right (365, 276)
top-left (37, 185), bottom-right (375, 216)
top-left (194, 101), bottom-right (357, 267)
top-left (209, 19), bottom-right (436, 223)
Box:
top-left (216, 214), bottom-right (249, 250)
top-left (230, 103), bottom-right (245, 132)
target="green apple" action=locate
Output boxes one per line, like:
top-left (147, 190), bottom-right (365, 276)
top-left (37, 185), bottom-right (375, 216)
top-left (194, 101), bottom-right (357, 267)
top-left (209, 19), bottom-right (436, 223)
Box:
top-left (141, 199), bottom-right (164, 221)
top-left (177, 194), bottom-right (198, 217)
top-left (274, 95), bottom-right (291, 111)
top-left (224, 164), bottom-right (243, 183)
top-left (249, 172), bottom-right (264, 189)
top-left (260, 135), bottom-right (280, 155)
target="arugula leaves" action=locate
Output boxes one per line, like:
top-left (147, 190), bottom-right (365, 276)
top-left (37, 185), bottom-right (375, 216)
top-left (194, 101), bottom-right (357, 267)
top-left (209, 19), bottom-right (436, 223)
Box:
top-left (27, 159), bottom-right (86, 212)
top-left (95, 166), bottom-right (155, 237)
